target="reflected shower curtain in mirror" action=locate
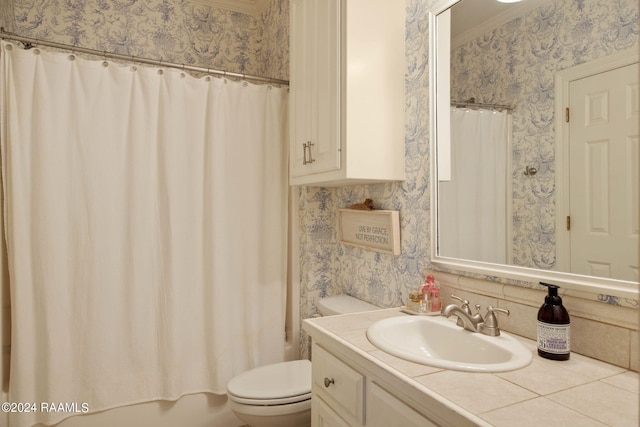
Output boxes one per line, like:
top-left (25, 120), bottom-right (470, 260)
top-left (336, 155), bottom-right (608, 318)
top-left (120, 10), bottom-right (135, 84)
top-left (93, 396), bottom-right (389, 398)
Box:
top-left (0, 41), bottom-right (288, 427)
top-left (438, 108), bottom-right (509, 264)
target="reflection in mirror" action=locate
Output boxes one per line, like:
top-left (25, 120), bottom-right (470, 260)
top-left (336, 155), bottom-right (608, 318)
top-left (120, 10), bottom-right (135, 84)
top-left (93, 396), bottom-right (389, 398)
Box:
top-left (433, 0), bottom-right (639, 291)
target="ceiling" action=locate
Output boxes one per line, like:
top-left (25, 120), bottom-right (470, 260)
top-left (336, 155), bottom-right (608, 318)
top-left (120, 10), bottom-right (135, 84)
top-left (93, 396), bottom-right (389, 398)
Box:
top-left (187, 0), bottom-right (270, 16)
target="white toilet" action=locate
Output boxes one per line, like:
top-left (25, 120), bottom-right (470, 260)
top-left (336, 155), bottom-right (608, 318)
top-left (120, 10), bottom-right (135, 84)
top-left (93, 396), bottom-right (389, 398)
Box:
top-left (226, 294), bottom-right (380, 427)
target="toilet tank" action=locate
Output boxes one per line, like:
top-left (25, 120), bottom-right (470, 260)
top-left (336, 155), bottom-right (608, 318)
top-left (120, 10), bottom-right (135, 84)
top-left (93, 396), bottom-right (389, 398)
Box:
top-left (317, 295), bottom-right (380, 316)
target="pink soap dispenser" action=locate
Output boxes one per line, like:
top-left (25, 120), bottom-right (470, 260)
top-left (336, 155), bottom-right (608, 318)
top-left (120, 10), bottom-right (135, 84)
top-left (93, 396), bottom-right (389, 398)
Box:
top-left (431, 284), bottom-right (441, 312)
top-left (425, 274), bottom-right (441, 312)
top-left (423, 275), bottom-right (435, 311)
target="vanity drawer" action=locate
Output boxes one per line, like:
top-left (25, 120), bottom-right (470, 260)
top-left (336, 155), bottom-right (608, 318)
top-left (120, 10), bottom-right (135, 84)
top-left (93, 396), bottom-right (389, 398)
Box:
top-left (312, 343), bottom-right (365, 425)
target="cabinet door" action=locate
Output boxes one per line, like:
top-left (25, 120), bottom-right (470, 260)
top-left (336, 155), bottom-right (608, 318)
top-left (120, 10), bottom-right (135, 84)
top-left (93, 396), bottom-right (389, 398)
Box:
top-left (312, 395), bottom-right (352, 427)
top-left (367, 382), bottom-right (438, 427)
top-left (290, 0), bottom-right (341, 179)
top-left (312, 343), bottom-right (365, 425)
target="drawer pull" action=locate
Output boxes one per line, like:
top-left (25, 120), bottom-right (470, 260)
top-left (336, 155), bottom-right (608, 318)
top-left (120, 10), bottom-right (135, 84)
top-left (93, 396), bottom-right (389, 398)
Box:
top-left (324, 377), bottom-right (335, 388)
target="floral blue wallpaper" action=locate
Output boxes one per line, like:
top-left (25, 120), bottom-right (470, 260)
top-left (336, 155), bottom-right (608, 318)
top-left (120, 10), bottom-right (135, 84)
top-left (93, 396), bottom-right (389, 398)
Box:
top-left (451, 0), bottom-right (639, 270)
top-left (9, 0), bottom-right (288, 81)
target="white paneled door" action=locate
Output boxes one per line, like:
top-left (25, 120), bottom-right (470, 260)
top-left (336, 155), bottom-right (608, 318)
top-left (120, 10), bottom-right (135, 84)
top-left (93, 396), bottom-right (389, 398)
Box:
top-left (569, 62), bottom-right (639, 281)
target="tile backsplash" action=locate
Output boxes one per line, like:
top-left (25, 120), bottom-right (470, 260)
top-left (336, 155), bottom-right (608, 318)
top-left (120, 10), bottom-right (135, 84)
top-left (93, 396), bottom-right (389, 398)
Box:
top-left (427, 269), bottom-right (639, 371)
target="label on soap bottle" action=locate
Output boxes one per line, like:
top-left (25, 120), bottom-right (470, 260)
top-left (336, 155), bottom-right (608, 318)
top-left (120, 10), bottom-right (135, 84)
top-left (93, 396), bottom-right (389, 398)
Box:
top-left (537, 321), bottom-right (570, 354)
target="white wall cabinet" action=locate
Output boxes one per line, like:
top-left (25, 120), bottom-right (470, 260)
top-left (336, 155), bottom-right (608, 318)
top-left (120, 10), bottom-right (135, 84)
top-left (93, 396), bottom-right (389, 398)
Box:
top-left (311, 342), bottom-right (436, 427)
top-left (289, 0), bottom-right (406, 186)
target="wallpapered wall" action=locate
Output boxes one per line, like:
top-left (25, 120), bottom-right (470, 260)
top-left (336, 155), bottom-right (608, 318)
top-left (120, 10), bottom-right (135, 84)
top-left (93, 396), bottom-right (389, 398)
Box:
top-left (451, 0), bottom-right (639, 270)
top-left (8, 0), bottom-right (289, 81)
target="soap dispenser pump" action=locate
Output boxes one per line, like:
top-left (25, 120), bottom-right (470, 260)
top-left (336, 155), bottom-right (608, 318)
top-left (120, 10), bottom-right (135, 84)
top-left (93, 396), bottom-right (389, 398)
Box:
top-left (537, 282), bottom-right (570, 360)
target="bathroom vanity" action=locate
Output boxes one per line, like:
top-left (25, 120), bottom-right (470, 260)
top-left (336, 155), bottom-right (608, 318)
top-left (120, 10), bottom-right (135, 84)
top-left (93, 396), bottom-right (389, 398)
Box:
top-left (303, 308), bottom-right (639, 427)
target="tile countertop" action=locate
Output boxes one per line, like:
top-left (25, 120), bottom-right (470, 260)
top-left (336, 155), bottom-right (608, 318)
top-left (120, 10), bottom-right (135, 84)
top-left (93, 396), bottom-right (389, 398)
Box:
top-left (303, 308), bottom-right (639, 427)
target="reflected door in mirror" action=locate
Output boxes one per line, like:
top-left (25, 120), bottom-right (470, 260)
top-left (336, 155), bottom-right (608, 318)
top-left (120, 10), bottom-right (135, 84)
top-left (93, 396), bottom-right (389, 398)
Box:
top-left (568, 63), bottom-right (639, 282)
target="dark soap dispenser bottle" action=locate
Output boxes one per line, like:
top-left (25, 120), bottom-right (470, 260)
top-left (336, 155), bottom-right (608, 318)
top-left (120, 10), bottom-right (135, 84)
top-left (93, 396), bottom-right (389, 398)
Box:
top-left (537, 282), bottom-right (570, 360)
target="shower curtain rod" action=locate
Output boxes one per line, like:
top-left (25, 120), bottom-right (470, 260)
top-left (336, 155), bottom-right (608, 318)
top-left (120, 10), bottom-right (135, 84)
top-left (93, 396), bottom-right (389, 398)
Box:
top-left (0, 29), bottom-right (290, 86)
top-left (451, 98), bottom-right (514, 112)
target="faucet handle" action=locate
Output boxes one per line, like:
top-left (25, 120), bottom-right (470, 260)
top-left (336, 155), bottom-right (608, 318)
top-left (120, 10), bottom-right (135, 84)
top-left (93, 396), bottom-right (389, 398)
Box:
top-left (486, 306), bottom-right (510, 318)
top-left (479, 306), bottom-right (510, 337)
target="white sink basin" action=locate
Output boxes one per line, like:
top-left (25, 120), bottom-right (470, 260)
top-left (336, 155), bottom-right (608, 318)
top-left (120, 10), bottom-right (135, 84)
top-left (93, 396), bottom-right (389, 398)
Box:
top-left (366, 315), bottom-right (532, 372)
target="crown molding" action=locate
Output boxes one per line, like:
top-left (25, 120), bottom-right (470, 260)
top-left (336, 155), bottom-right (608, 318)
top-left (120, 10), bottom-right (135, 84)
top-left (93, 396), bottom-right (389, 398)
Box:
top-left (452, 0), bottom-right (547, 48)
top-left (187, 0), bottom-right (270, 17)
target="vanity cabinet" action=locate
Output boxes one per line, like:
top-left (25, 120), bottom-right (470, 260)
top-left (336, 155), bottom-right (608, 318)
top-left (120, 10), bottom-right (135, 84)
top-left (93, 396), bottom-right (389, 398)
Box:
top-left (289, 0), bottom-right (406, 186)
top-left (311, 342), bottom-right (436, 427)
top-left (312, 343), bottom-right (364, 425)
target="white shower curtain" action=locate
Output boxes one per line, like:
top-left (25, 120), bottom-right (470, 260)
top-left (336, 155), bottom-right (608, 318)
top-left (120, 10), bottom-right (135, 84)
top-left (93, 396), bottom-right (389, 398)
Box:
top-left (438, 107), bottom-right (509, 264)
top-left (0, 42), bottom-right (288, 427)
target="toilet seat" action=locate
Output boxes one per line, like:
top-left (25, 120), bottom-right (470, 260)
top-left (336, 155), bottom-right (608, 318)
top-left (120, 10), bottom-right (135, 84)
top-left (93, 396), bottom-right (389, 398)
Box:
top-left (227, 359), bottom-right (311, 406)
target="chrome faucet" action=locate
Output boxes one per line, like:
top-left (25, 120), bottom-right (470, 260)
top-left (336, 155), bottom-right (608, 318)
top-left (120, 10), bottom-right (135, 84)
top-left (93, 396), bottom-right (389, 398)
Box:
top-left (442, 296), bottom-right (510, 336)
top-left (443, 296), bottom-right (483, 331)
top-left (442, 303), bottom-right (483, 332)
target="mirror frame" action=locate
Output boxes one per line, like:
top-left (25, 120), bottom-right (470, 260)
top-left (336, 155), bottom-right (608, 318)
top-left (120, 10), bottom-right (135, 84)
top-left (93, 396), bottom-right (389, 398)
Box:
top-left (428, 0), bottom-right (640, 301)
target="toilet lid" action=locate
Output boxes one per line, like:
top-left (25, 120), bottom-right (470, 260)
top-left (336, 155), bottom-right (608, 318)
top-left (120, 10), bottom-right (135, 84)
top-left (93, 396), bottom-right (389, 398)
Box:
top-left (318, 294), bottom-right (380, 316)
top-left (227, 359), bottom-right (311, 404)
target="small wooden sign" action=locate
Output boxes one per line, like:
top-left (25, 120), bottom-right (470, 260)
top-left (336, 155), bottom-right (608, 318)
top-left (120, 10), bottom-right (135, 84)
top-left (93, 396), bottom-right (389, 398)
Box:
top-left (337, 209), bottom-right (401, 255)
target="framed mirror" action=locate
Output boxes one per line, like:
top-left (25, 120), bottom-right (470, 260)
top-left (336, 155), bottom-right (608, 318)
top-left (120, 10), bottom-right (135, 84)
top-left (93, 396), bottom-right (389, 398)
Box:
top-left (429, 0), bottom-right (639, 300)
